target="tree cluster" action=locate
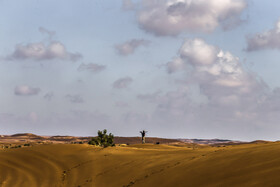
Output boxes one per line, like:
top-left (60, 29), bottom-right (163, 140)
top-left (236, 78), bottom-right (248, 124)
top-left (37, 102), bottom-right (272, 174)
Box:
top-left (88, 129), bottom-right (114, 147)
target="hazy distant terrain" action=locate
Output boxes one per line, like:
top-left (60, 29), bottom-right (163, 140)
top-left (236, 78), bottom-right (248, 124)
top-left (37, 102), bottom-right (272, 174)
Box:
top-left (0, 133), bottom-right (244, 145)
top-left (0, 133), bottom-right (180, 146)
top-left (0, 134), bottom-right (279, 186)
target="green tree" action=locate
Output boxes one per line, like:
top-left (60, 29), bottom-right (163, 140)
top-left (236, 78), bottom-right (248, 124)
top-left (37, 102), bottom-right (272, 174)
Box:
top-left (88, 129), bottom-right (114, 147)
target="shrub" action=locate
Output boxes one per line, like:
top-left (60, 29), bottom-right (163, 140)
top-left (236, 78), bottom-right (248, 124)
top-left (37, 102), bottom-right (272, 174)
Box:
top-left (88, 129), bottom-right (114, 148)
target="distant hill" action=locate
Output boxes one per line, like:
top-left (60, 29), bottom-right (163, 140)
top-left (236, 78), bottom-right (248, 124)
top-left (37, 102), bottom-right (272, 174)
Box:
top-left (0, 133), bottom-right (246, 145)
top-left (179, 138), bottom-right (244, 145)
top-left (11, 133), bottom-right (42, 138)
top-left (0, 134), bottom-right (180, 145)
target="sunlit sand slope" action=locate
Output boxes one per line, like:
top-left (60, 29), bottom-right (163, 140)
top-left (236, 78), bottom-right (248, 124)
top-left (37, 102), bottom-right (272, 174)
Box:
top-left (0, 142), bottom-right (280, 186)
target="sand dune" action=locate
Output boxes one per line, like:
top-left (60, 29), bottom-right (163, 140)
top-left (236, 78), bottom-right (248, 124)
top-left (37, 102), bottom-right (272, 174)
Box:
top-left (0, 142), bottom-right (280, 186)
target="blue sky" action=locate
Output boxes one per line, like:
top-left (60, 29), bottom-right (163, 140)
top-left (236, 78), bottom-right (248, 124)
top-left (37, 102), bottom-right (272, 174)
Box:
top-left (1, 0), bottom-right (280, 141)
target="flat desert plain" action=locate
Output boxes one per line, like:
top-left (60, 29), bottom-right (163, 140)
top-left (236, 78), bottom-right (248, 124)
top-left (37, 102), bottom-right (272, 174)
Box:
top-left (0, 141), bottom-right (280, 186)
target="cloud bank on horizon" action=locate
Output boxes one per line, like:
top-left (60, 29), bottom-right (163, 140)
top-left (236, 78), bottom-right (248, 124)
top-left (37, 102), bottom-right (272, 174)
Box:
top-left (1, 0), bottom-right (280, 141)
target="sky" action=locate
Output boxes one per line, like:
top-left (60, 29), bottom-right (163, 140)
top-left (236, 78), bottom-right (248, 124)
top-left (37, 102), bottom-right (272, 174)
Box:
top-left (1, 0), bottom-right (280, 141)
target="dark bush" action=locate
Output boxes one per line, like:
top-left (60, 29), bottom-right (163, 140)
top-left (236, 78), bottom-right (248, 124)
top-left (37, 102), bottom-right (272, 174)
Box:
top-left (88, 129), bottom-right (114, 148)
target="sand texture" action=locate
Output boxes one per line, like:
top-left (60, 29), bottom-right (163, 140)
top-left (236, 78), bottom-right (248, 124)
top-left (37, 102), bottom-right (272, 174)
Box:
top-left (0, 142), bottom-right (280, 186)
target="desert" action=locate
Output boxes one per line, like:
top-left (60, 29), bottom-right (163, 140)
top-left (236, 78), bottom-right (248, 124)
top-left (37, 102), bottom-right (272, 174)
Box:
top-left (0, 134), bottom-right (279, 186)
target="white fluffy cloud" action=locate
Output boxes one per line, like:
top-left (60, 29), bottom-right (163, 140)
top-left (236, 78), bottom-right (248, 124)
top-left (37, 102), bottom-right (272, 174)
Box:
top-left (14, 85), bottom-right (41, 96)
top-left (135, 38), bottom-right (272, 139)
top-left (7, 28), bottom-right (82, 62)
top-left (113, 77), bottom-right (133, 89)
top-left (167, 38), bottom-right (251, 93)
top-left (115, 39), bottom-right (150, 56)
top-left (9, 41), bottom-right (81, 62)
top-left (246, 19), bottom-right (280, 51)
top-left (167, 38), bottom-right (220, 73)
top-left (136, 0), bottom-right (247, 36)
top-left (179, 38), bottom-right (218, 65)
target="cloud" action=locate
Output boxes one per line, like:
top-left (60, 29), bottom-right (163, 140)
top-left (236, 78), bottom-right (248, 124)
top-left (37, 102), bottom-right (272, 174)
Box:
top-left (65, 94), bottom-right (84, 103)
top-left (246, 19), bottom-right (280, 51)
top-left (170, 38), bottom-right (266, 97)
top-left (7, 27), bottom-right (82, 62)
top-left (113, 77), bottom-right (133, 89)
top-left (14, 85), bottom-right (41, 96)
top-left (166, 57), bottom-right (185, 73)
top-left (135, 0), bottom-right (247, 36)
top-left (131, 38), bottom-right (280, 139)
top-left (179, 38), bottom-right (218, 65)
top-left (39, 27), bottom-right (56, 39)
top-left (9, 41), bottom-right (81, 62)
top-left (44, 92), bottom-right (54, 101)
top-left (167, 38), bottom-right (247, 87)
top-left (77, 63), bottom-right (106, 73)
top-left (115, 39), bottom-right (150, 56)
